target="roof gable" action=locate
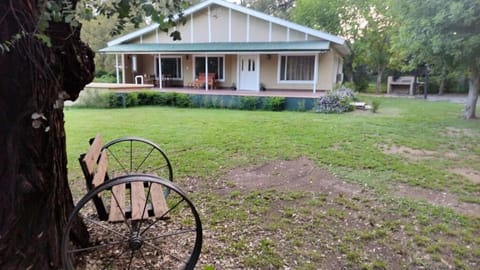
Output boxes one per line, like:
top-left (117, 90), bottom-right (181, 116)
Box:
top-left (108, 0), bottom-right (346, 47)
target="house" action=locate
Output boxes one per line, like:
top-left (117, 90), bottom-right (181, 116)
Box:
top-left (99, 0), bottom-right (350, 93)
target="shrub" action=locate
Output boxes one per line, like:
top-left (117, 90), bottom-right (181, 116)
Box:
top-left (315, 88), bottom-right (356, 113)
top-left (152, 93), bottom-right (167, 105)
top-left (137, 92), bottom-right (157, 105)
top-left (262, 97), bottom-right (286, 111)
top-left (371, 100), bottom-right (380, 113)
top-left (239, 96), bottom-right (260, 110)
top-left (125, 93), bottom-right (138, 107)
top-left (108, 93), bottom-right (123, 108)
top-left (74, 89), bottom-right (110, 108)
top-left (175, 93), bottom-right (192, 108)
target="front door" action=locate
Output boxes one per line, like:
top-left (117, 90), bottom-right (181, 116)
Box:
top-left (238, 55), bottom-right (259, 91)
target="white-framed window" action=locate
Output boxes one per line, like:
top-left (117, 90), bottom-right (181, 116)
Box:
top-left (278, 55), bottom-right (315, 82)
top-left (194, 55), bottom-right (225, 81)
top-left (155, 56), bottom-right (182, 79)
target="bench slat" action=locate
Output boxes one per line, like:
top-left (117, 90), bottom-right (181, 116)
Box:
top-left (109, 183), bottom-right (126, 222)
top-left (83, 134), bottom-right (103, 176)
top-left (131, 182), bottom-right (149, 220)
top-left (150, 183), bottom-right (169, 218)
top-left (92, 150), bottom-right (108, 188)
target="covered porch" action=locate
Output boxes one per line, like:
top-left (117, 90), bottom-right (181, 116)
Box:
top-left (99, 41), bottom-right (336, 93)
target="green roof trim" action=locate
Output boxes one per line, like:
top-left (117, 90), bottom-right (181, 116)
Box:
top-left (99, 41), bottom-right (330, 53)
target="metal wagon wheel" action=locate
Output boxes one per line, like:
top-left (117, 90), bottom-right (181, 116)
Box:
top-left (62, 175), bottom-right (202, 270)
top-left (102, 137), bottom-right (173, 197)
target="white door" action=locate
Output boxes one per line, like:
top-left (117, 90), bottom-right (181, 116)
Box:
top-left (238, 55), bottom-right (259, 91)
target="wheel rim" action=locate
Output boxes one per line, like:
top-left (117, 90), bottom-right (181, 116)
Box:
top-left (102, 137), bottom-right (173, 197)
top-left (62, 175), bottom-right (202, 270)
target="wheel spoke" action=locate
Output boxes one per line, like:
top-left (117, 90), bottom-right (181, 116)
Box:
top-left (143, 228), bottom-right (196, 242)
top-left (67, 239), bottom-right (126, 254)
top-left (107, 147), bottom-right (129, 174)
top-left (111, 188), bottom-right (132, 231)
top-left (102, 246), bottom-right (130, 270)
top-left (140, 198), bottom-right (185, 235)
top-left (127, 249), bottom-right (135, 270)
top-left (82, 216), bottom-right (129, 240)
top-left (130, 140), bottom-right (133, 172)
top-left (139, 249), bottom-right (154, 270)
top-left (138, 183), bottom-right (153, 234)
top-left (134, 146), bottom-right (156, 172)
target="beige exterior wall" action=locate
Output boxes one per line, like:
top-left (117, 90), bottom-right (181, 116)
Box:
top-left (118, 4), bottom-right (343, 90)
top-left (271, 24), bottom-right (287, 41)
top-left (289, 29), bottom-right (306, 41)
top-left (249, 17), bottom-right (270, 42)
top-left (231, 10), bottom-right (247, 42)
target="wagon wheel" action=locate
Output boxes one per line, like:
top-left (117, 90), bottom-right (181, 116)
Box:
top-left (62, 175), bottom-right (202, 270)
top-left (102, 137), bottom-right (173, 196)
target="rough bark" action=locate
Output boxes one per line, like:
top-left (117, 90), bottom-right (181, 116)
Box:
top-left (0, 0), bottom-right (94, 268)
top-left (376, 68), bottom-right (384, 94)
top-left (464, 65), bottom-right (479, 119)
top-left (438, 66), bottom-right (447, 95)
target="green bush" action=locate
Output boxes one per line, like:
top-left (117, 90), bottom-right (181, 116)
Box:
top-left (175, 93), bottom-right (192, 108)
top-left (262, 97), bottom-right (286, 111)
top-left (239, 96), bottom-right (260, 110)
top-left (371, 100), bottom-right (381, 113)
top-left (137, 92), bottom-right (157, 105)
top-left (108, 93), bottom-right (123, 108)
top-left (125, 93), bottom-right (138, 107)
top-left (74, 89), bottom-right (110, 108)
top-left (94, 74), bottom-right (116, 83)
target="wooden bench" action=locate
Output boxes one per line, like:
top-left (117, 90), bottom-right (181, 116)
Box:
top-left (79, 134), bottom-right (168, 222)
top-left (387, 76), bottom-right (423, 95)
top-left (190, 73), bottom-right (217, 89)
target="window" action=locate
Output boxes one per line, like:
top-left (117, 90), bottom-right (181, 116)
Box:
top-left (156, 57), bottom-right (182, 79)
top-left (279, 55), bottom-right (315, 81)
top-left (194, 56), bottom-right (224, 80)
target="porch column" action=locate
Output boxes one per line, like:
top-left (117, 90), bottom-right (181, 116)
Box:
top-left (313, 53), bottom-right (319, 93)
top-left (158, 54), bottom-right (163, 89)
top-left (121, 54), bottom-right (126, 83)
top-left (115, 54), bottom-right (120, 84)
top-left (205, 55), bottom-right (208, 91)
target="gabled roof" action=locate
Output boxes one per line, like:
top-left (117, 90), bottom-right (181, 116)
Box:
top-left (100, 41), bottom-right (331, 54)
top-left (107, 0), bottom-right (347, 49)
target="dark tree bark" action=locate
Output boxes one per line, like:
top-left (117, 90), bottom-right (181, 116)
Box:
top-left (0, 0), bottom-right (94, 268)
top-left (464, 65), bottom-right (479, 119)
top-left (438, 66), bottom-right (447, 95)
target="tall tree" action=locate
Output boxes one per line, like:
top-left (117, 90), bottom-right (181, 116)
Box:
top-left (0, 0), bottom-right (186, 268)
top-left (242, 0), bottom-right (294, 19)
top-left (392, 0), bottom-right (480, 119)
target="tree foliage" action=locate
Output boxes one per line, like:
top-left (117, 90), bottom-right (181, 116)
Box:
top-left (391, 0), bottom-right (480, 118)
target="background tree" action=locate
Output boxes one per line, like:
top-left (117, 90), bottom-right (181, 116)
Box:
top-left (0, 0), bottom-right (187, 268)
top-left (391, 0), bottom-right (480, 119)
top-left (241, 0), bottom-right (294, 19)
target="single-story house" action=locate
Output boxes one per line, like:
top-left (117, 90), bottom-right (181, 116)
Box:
top-left (100, 0), bottom-right (350, 93)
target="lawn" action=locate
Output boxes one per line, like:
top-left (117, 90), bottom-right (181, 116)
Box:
top-left (64, 96), bottom-right (480, 269)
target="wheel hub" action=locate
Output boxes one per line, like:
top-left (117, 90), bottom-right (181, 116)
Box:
top-left (128, 236), bottom-right (143, 250)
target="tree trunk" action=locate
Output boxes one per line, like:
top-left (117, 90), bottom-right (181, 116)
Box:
top-left (464, 65), bottom-right (479, 119)
top-left (376, 68), bottom-right (384, 94)
top-left (0, 0), bottom-right (94, 268)
top-left (438, 66), bottom-right (447, 95)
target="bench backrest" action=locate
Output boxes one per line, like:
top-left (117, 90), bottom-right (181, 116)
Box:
top-left (79, 134), bottom-right (109, 189)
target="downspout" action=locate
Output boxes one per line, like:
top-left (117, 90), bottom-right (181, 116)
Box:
top-left (158, 54), bottom-right (163, 89)
top-left (205, 55), bottom-right (208, 91)
top-left (115, 54), bottom-right (120, 84)
top-left (313, 53), bottom-right (319, 93)
top-left (121, 54), bottom-right (125, 83)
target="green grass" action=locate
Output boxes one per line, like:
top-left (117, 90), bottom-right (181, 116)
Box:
top-left (64, 96), bottom-right (480, 269)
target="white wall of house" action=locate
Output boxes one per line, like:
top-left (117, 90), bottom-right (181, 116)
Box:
top-left (127, 3), bottom-right (344, 91)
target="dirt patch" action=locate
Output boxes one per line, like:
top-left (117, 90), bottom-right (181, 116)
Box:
top-left (219, 156), bottom-right (364, 196)
top-left (443, 127), bottom-right (478, 138)
top-left (380, 144), bottom-right (437, 160)
top-left (393, 184), bottom-right (480, 217)
top-left (450, 168), bottom-right (480, 184)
